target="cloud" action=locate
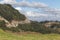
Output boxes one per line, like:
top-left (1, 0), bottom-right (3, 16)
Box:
top-left (22, 11), bottom-right (60, 21)
top-left (0, 0), bottom-right (47, 8)
top-left (43, 8), bottom-right (60, 14)
top-left (1, 0), bottom-right (59, 15)
top-left (15, 7), bottom-right (22, 11)
top-left (0, 0), bottom-right (16, 4)
top-left (12, 1), bottom-right (48, 8)
top-left (0, 0), bottom-right (60, 21)
top-left (1, 0), bottom-right (60, 14)
top-left (25, 11), bottom-right (48, 17)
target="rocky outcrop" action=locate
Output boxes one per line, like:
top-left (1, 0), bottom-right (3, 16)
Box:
top-left (6, 18), bottom-right (31, 27)
top-left (0, 16), bottom-right (31, 27)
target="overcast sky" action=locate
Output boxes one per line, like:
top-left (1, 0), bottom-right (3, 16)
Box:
top-left (0, 0), bottom-right (60, 22)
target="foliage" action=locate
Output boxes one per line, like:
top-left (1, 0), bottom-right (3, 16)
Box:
top-left (0, 4), bottom-right (60, 34)
top-left (17, 21), bottom-right (60, 34)
top-left (0, 4), bottom-right (26, 22)
top-left (0, 29), bottom-right (60, 40)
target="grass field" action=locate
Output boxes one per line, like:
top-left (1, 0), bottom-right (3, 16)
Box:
top-left (0, 29), bottom-right (60, 40)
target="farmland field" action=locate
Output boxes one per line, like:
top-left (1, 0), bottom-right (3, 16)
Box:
top-left (0, 29), bottom-right (60, 40)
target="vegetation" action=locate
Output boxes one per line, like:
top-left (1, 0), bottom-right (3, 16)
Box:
top-left (0, 4), bottom-right (60, 34)
top-left (0, 4), bottom-right (60, 40)
top-left (0, 20), bottom-right (7, 30)
top-left (0, 21), bottom-right (60, 34)
top-left (0, 4), bottom-right (26, 21)
top-left (0, 29), bottom-right (60, 40)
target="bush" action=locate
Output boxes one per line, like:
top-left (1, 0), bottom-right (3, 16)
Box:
top-left (0, 20), bottom-right (7, 30)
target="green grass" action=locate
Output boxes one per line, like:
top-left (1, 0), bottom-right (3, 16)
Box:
top-left (0, 29), bottom-right (60, 40)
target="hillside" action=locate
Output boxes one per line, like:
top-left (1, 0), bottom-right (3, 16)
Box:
top-left (0, 4), bottom-right (60, 34)
top-left (0, 4), bottom-right (31, 27)
top-left (0, 4), bottom-right (26, 21)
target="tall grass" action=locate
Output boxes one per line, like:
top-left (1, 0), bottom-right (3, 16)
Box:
top-left (0, 29), bottom-right (60, 40)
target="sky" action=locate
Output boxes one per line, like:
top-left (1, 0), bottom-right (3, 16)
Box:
top-left (16, 0), bottom-right (60, 8)
top-left (0, 0), bottom-right (60, 22)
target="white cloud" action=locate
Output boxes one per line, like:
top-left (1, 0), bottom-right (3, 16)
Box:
top-left (0, 0), bottom-right (16, 4)
top-left (15, 7), bottom-right (22, 11)
top-left (1, 0), bottom-right (60, 13)
top-left (23, 11), bottom-right (60, 21)
top-left (26, 11), bottom-right (48, 17)
top-left (12, 1), bottom-right (48, 8)
top-left (43, 8), bottom-right (60, 14)
top-left (0, 0), bottom-right (47, 8)
top-left (0, 0), bottom-right (60, 21)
